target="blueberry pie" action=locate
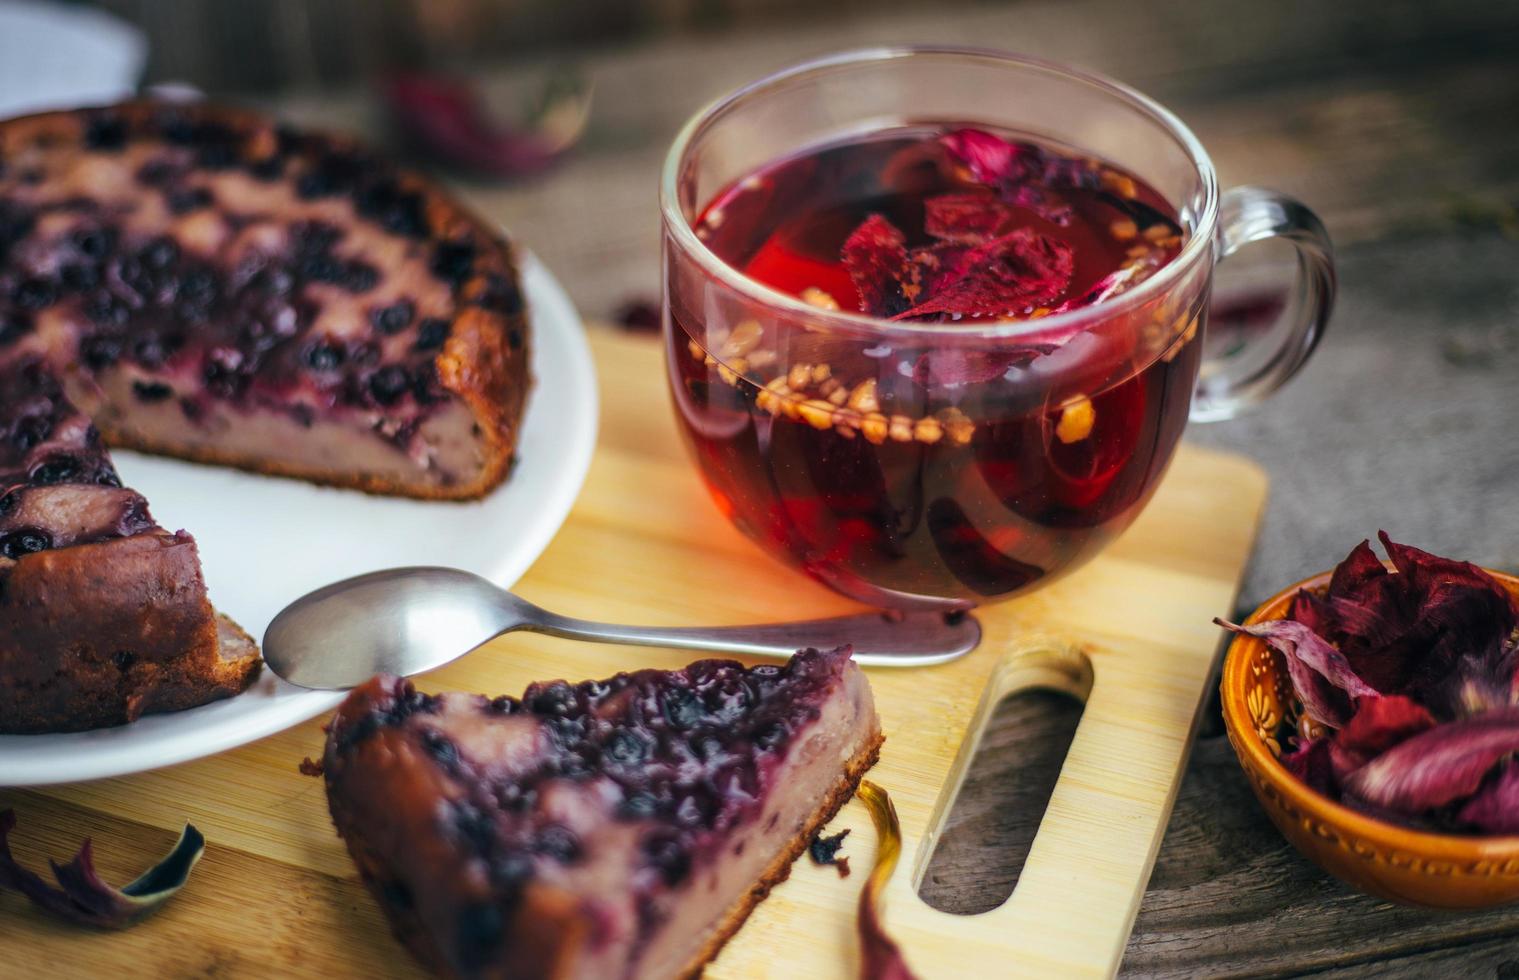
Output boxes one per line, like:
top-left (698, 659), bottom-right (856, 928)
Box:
top-left (322, 648), bottom-right (882, 979)
top-left (0, 100), bottom-right (529, 500)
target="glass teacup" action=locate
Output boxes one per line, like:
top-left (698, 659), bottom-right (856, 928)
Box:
top-left (661, 47), bottom-right (1334, 610)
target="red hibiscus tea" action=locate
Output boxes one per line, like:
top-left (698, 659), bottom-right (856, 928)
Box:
top-left (665, 124), bottom-right (1206, 608)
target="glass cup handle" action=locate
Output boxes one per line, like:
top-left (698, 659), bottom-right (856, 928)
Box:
top-left (1190, 186), bottom-right (1337, 422)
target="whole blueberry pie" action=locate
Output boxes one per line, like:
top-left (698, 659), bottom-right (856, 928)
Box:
top-left (0, 357), bottom-right (260, 733)
top-left (0, 100), bottom-right (530, 499)
top-left (322, 647), bottom-right (882, 979)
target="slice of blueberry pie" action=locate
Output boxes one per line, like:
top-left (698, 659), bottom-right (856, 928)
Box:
top-left (322, 647), bottom-right (882, 979)
top-left (0, 100), bottom-right (529, 500)
top-left (0, 357), bottom-right (260, 734)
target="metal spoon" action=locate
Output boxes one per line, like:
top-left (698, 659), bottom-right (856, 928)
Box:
top-left (261, 567), bottom-right (982, 690)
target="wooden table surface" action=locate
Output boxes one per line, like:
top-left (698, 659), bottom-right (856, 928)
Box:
top-left (11, 1), bottom-right (1518, 976)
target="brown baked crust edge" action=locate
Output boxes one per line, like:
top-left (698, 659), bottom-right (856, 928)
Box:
top-left (0, 100), bottom-right (532, 502)
top-left (0, 532), bottom-right (262, 734)
top-left (677, 728), bottom-right (885, 980)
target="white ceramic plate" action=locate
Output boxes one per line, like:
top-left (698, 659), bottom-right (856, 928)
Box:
top-left (0, 253), bottom-right (598, 786)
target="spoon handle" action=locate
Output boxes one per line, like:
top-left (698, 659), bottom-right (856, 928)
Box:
top-left (513, 607), bottom-right (981, 668)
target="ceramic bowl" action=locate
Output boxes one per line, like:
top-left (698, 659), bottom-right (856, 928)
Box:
top-left (1220, 567), bottom-right (1519, 909)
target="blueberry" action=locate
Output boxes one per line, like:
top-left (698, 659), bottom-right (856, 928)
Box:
top-left (71, 227), bottom-right (116, 260)
top-left (340, 261), bottom-right (379, 293)
top-left (642, 834), bottom-right (690, 886)
top-left (0, 528), bottom-right (51, 560)
top-left (81, 333), bottom-right (124, 368)
top-left (140, 236), bottom-right (180, 270)
top-left (248, 155), bottom-right (284, 181)
top-left (430, 240), bottom-right (475, 286)
top-left (450, 800), bottom-right (495, 855)
top-left (132, 380), bottom-right (174, 403)
top-left (507, 328), bottom-right (523, 351)
top-left (176, 266), bottom-right (219, 306)
top-left (414, 317), bottom-right (449, 352)
top-left (251, 266), bottom-right (295, 297)
top-left (534, 826), bottom-right (582, 864)
top-left (661, 688), bottom-right (704, 730)
top-left (195, 142), bottom-right (237, 170)
top-left (136, 160), bottom-right (176, 186)
top-left (370, 300), bottom-right (414, 335)
top-left (167, 186), bottom-right (214, 214)
top-left (618, 791), bottom-right (660, 819)
top-left (528, 681), bottom-right (576, 717)
top-left (27, 455), bottom-right (78, 485)
top-left (476, 273), bottom-right (523, 315)
top-left (84, 116), bottom-right (127, 151)
top-left (0, 312), bottom-right (32, 346)
top-left (367, 365), bottom-right (411, 405)
top-left (133, 334), bottom-right (168, 368)
top-left (84, 294), bottom-right (129, 329)
top-left (300, 254), bottom-right (343, 283)
top-left (419, 728), bottom-right (460, 770)
top-left (13, 278), bottom-right (56, 311)
top-left (356, 180), bottom-right (428, 238)
top-left (60, 263), bottom-right (100, 291)
top-left (753, 721), bottom-right (787, 751)
top-left (11, 415), bottom-right (52, 449)
top-left (604, 729), bottom-right (648, 766)
top-left (304, 341), bottom-right (344, 371)
top-left (488, 852), bottom-right (534, 890)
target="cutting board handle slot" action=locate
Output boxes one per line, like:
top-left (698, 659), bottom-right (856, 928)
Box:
top-left (909, 638), bottom-right (1094, 889)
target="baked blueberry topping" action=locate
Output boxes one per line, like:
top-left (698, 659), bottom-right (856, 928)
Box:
top-left (414, 317), bottom-right (449, 352)
top-left (132, 380), bottom-right (175, 403)
top-left (13, 277), bottom-right (56, 311)
top-left (84, 116), bottom-right (128, 151)
top-left (371, 300), bottom-right (414, 335)
top-left (0, 312), bottom-right (31, 346)
top-left (167, 186), bottom-right (214, 214)
top-left (0, 527), bottom-right (51, 559)
top-left (431, 241), bottom-right (475, 286)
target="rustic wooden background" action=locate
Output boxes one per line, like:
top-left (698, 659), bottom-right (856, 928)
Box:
top-left (25, 0), bottom-right (1519, 974)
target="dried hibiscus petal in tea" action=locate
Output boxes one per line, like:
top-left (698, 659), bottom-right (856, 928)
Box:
top-left (1221, 533), bottom-right (1519, 834)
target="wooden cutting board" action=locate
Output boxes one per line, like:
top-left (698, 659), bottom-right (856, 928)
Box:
top-left (0, 331), bottom-right (1267, 978)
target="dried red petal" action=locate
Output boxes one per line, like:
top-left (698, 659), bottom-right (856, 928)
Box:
top-left (940, 128), bottom-right (1028, 187)
top-left (922, 193), bottom-right (1012, 243)
top-left (383, 70), bottom-right (590, 179)
top-left (1218, 618), bottom-right (1379, 728)
top-left (855, 782), bottom-right (920, 980)
top-left (1281, 738), bottom-right (1337, 798)
top-left (1296, 535), bottom-right (1519, 705)
top-left (842, 214), bottom-right (913, 318)
top-left (896, 228), bottom-right (1074, 320)
top-left (1328, 694), bottom-right (1437, 780)
top-left (1458, 762), bottom-right (1519, 834)
top-left (0, 809), bottom-right (204, 929)
top-left (1342, 708), bottom-right (1519, 814)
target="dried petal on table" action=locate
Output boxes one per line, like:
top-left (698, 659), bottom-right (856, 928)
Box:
top-left (0, 809), bottom-right (205, 929)
top-left (856, 781), bottom-right (920, 980)
top-left (382, 69), bottom-right (591, 179)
